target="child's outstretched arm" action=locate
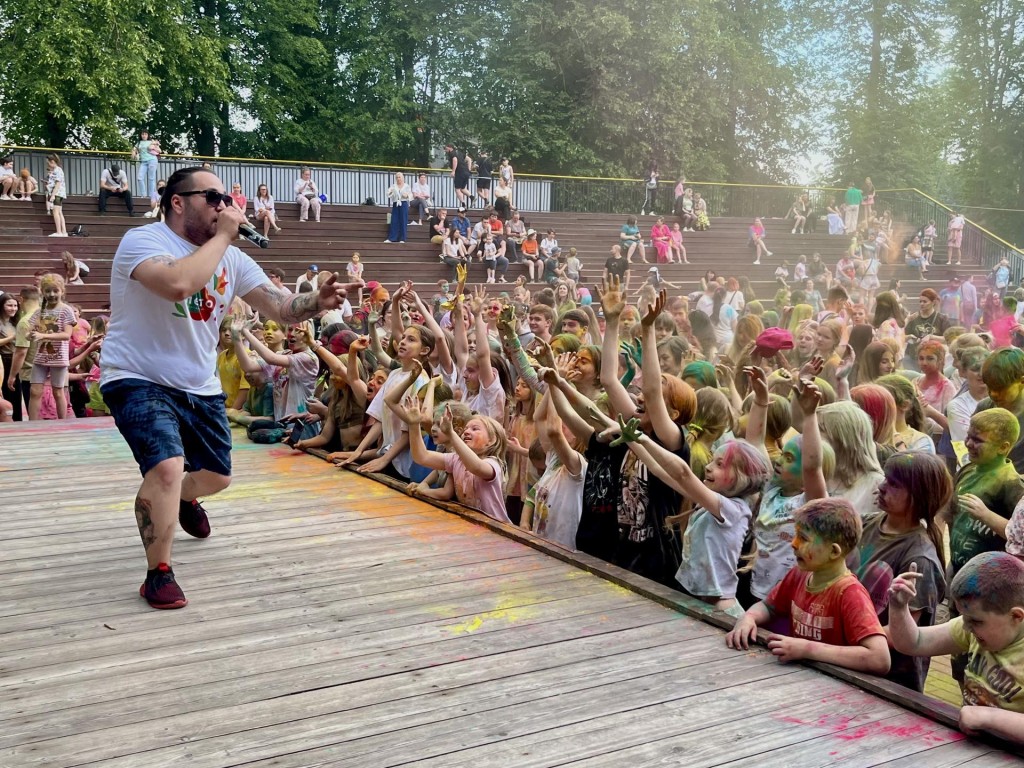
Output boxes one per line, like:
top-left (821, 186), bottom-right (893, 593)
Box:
top-left (445, 408), bottom-right (498, 481)
top-left (410, 288), bottom-right (454, 378)
top-left (959, 707), bottom-right (1024, 744)
top-left (742, 366), bottom-right (771, 460)
top-left (580, 303), bottom-right (603, 345)
top-left (541, 388), bottom-right (583, 477)
top-left (243, 327), bottom-right (292, 368)
top-left (597, 275), bottom-right (636, 419)
top-left (542, 367), bottom-right (610, 439)
top-left (640, 290), bottom-right (684, 450)
top-left (388, 393), bottom-right (447, 472)
top-left (470, 287), bottom-right (497, 389)
top-left (346, 337), bottom-right (369, 407)
top-left (888, 563), bottom-right (962, 658)
top-left (612, 419), bottom-right (724, 517)
top-left (795, 377), bottom-right (829, 500)
top-left (366, 311), bottom-right (393, 370)
top-left (451, 299), bottom-right (470, 371)
top-left (389, 281), bottom-right (409, 344)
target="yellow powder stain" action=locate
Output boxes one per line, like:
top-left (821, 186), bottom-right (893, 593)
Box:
top-left (442, 593), bottom-right (544, 635)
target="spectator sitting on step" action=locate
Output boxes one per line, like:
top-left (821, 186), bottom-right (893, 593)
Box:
top-left (620, 215), bottom-right (646, 263)
top-left (98, 163), bottom-right (135, 216)
top-left (522, 229), bottom-right (542, 281)
top-left (296, 264), bottom-right (319, 293)
top-left (409, 172), bottom-right (432, 225)
top-left (428, 208), bottom-right (450, 244)
top-left (14, 168), bottom-right (37, 200)
top-left (1, 156), bottom-right (16, 199)
top-left (294, 167), bottom-right (322, 223)
top-left (826, 199), bottom-right (845, 235)
top-left (467, 213), bottom-right (489, 258)
top-left (748, 218), bottom-right (772, 265)
top-left (693, 191), bottom-right (711, 231)
top-left (229, 182), bottom-right (247, 214)
top-left (449, 207), bottom-right (470, 240)
top-left (253, 184), bottom-right (281, 236)
top-left (505, 210), bottom-right (527, 250)
top-left (265, 267), bottom-right (286, 293)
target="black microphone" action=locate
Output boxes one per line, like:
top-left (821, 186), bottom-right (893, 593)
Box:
top-left (239, 222), bottom-right (271, 249)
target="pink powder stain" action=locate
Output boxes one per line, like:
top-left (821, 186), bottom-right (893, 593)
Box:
top-left (780, 712), bottom-right (962, 744)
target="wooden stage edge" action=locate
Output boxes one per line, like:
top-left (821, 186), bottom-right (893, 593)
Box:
top-left (2, 418), bottom-right (1022, 767)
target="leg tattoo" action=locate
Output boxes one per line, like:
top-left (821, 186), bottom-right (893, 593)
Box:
top-left (135, 495), bottom-right (157, 551)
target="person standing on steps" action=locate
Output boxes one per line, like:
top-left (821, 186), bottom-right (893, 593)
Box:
top-left (132, 130), bottom-right (162, 218)
top-left (475, 150), bottom-right (493, 208)
top-left (445, 144), bottom-right (473, 210)
top-left (844, 181), bottom-right (863, 235)
top-left (100, 167), bottom-right (362, 610)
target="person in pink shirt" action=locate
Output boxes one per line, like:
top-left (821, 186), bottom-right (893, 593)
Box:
top-left (669, 222), bottom-right (689, 264)
top-left (229, 182), bottom-right (247, 214)
top-left (651, 217), bottom-right (672, 263)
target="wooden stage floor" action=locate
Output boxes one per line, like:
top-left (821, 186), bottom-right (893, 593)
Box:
top-left (1, 419), bottom-right (1020, 767)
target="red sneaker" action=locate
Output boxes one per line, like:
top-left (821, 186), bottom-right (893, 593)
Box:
top-left (179, 499), bottom-right (211, 538)
top-left (140, 563), bottom-right (188, 609)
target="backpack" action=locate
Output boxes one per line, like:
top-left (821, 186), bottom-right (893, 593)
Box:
top-left (69, 224), bottom-right (88, 237)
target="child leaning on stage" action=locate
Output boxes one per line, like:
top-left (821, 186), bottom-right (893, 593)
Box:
top-left (389, 361), bottom-right (511, 524)
top-left (726, 498), bottom-right (891, 676)
top-left (889, 552), bottom-right (1024, 744)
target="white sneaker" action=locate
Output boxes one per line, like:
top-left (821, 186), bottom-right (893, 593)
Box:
top-left (486, 277), bottom-right (495, 284)
top-left (765, 251), bottom-right (774, 258)
top-left (48, 232), bottom-right (63, 237)
top-left (143, 210), bottom-right (156, 218)
top-left (0, 195), bottom-right (9, 200)
top-left (791, 228), bottom-right (797, 234)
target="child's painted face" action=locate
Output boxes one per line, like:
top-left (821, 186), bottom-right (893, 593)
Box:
top-left (366, 370), bottom-right (388, 400)
top-left (42, 286), bottom-right (61, 307)
top-left (703, 454), bottom-right (733, 493)
top-left (774, 439), bottom-right (803, 492)
top-left (464, 362), bottom-right (480, 388)
top-left (562, 318), bottom-right (584, 338)
top-left (219, 326), bottom-right (233, 347)
top-left (430, 416), bottom-right (450, 444)
top-left (396, 327), bottom-right (424, 362)
top-left (985, 378), bottom-right (1024, 410)
top-left (879, 352), bottom-right (895, 376)
top-left (875, 475), bottom-right (910, 517)
top-left (965, 426), bottom-right (1007, 466)
top-left (461, 417), bottom-right (492, 453)
top-left (514, 377), bottom-right (532, 402)
top-left (574, 349), bottom-right (597, 382)
top-left (955, 600), bottom-right (1024, 652)
top-left (286, 327), bottom-right (308, 351)
top-left (964, 366), bottom-right (986, 392)
top-left (791, 524), bottom-right (835, 572)
top-left (264, 325), bottom-right (286, 347)
top-left (918, 350), bottom-right (942, 375)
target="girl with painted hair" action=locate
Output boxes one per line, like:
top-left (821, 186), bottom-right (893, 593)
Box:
top-left (815, 400), bottom-right (885, 518)
top-left (877, 374), bottom-right (935, 454)
top-left (610, 379), bottom-right (772, 616)
top-left (853, 451), bottom-right (951, 691)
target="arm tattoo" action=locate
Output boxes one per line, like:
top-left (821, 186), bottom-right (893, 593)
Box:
top-left (280, 291), bottom-right (321, 324)
top-left (135, 495), bottom-right (157, 551)
top-left (149, 254), bottom-right (178, 267)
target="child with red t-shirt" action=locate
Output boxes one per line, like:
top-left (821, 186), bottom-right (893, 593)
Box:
top-left (726, 498), bottom-right (891, 675)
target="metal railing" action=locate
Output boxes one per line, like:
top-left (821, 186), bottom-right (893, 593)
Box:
top-left (6, 146), bottom-right (1022, 276)
top-left (4, 148), bottom-right (553, 213)
top-left (876, 188), bottom-right (1024, 281)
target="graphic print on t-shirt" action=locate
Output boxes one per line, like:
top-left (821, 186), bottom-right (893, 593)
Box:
top-left (172, 267), bottom-right (230, 322)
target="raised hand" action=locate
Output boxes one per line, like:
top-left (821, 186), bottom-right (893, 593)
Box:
top-left (455, 263), bottom-right (468, 289)
top-left (610, 415), bottom-right (643, 446)
top-left (744, 365), bottom-right (768, 403)
top-left (555, 351), bottom-right (578, 380)
top-left (793, 376), bottom-right (822, 416)
top-left (798, 355), bottom-right (825, 382)
top-left (497, 304), bottom-right (516, 333)
top-left (469, 285), bottom-right (487, 314)
top-left (349, 335), bottom-right (369, 354)
top-left (887, 562), bottom-right (921, 610)
top-left (836, 345), bottom-right (857, 381)
top-left (716, 362), bottom-right (735, 389)
top-left (537, 366), bottom-right (560, 386)
top-left (641, 289), bottom-right (668, 328)
top-left (597, 275), bottom-right (626, 319)
top-left (439, 403), bottom-right (455, 435)
top-left (391, 391), bottom-right (425, 426)
top-left (532, 338), bottom-right (555, 370)
top-left (318, 273), bottom-right (364, 311)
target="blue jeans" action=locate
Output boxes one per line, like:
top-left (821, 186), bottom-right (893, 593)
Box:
top-left (388, 201), bottom-right (409, 242)
top-left (102, 378), bottom-right (232, 477)
top-left (138, 160), bottom-right (159, 202)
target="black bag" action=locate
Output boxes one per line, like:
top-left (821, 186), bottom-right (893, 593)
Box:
top-left (363, 197), bottom-right (376, 206)
top-left (69, 224), bottom-right (89, 237)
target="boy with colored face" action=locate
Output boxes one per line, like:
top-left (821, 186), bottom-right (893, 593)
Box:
top-left (976, 347), bottom-right (1024, 473)
top-left (727, 498), bottom-right (890, 675)
top-left (890, 552), bottom-right (1024, 743)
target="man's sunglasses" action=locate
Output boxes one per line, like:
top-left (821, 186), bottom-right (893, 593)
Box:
top-left (177, 189), bottom-right (234, 207)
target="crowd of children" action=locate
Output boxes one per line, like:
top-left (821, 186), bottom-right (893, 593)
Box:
top-left (6, 198), bottom-right (1024, 744)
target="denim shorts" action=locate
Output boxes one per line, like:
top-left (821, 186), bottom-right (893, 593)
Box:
top-left (102, 378), bottom-right (232, 478)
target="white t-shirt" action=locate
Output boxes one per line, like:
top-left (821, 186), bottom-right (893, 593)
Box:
top-left (676, 495), bottom-right (752, 599)
top-left (461, 371), bottom-right (506, 421)
top-left (695, 293), bottom-right (714, 316)
top-left (100, 222), bottom-right (267, 395)
top-left (947, 389), bottom-right (980, 445)
top-left (750, 485), bottom-right (806, 600)
top-left (101, 169), bottom-right (127, 190)
top-left (0, 165), bottom-right (13, 179)
top-left (531, 453), bottom-right (587, 550)
top-left (365, 367), bottom-right (428, 479)
top-left (320, 301), bottom-right (353, 326)
top-left (296, 274), bottom-right (317, 292)
top-left (832, 471), bottom-right (884, 521)
top-left (711, 305), bottom-right (737, 347)
top-left (271, 350), bottom-right (320, 421)
top-left (412, 181), bottom-right (431, 200)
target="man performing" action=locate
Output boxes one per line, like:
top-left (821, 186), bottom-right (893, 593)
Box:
top-left (100, 167), bottom-right (362, 609)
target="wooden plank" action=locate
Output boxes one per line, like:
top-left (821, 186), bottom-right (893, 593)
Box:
top-left (2, 619), bottom-right (719, 766)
